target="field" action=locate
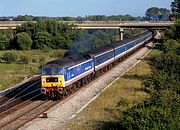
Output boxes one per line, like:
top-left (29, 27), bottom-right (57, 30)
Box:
top-left (0, 49), bottom-right (66, 90)
top-left (67, 49), bottom-right (161, 130)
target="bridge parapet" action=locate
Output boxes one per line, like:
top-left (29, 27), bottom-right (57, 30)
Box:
top-left (0, 21), bottom-right (175, 30)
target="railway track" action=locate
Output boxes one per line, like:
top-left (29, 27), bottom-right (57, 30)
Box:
top-left (0, 100), bottom-right (52, 130)
top-left (0, 77), bottom-right (90, 130)
top-left (0, 79), bottom-right (41, 112)
top-left (0, 68), bottom-right (107, 130)
top-left (0, 77), bottom-right (44, 130)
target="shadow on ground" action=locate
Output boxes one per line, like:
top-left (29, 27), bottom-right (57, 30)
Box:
top-left (91, 120), bottom-right (124, 130)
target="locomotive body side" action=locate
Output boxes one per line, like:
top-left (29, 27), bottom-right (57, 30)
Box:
top-left (64, 59), bottom-right (94, 86)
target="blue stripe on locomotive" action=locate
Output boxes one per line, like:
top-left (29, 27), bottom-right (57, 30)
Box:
top-left (94, 50), bottom-right (114, 66)
top-left (64, 60), bottom-right (93, 81)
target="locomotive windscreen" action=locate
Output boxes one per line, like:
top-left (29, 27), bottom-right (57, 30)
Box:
top-left (42, 68), bottom-right (64, 75)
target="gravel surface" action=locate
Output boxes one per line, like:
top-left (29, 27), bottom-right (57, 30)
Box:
top-left (20, 42), bottom-right (154, 130)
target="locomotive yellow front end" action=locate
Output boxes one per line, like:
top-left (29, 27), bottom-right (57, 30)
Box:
top-left (41, 75), bottom-right (65, 88)
top-left (41, 67), bottom-right (65, 98)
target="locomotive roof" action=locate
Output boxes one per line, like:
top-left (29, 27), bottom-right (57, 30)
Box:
top-left (43, 53), bottom-right (92, 68)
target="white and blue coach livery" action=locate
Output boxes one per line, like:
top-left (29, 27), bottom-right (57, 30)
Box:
top-left (41, 31), bottom-right (153, 98)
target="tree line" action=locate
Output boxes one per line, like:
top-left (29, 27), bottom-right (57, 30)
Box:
top-left (0, 20), bottom-right (79, 50)
top-left (0, 14), bottom-right (138, 21)
top-left (0, 7), bottom-right (171, 22)
top-left (0, 20), bottom-right (117, 51)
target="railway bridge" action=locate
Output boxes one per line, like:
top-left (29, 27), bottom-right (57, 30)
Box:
top-left (0, 21), bottom-right (174, 40)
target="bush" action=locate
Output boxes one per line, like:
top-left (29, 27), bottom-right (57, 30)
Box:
top-left (116, 97), bottom-right (129, 108)
top-left (39, 57), bottom-right (45, 65)
top-left (116, 90), bottom-right (180, 130)
top-left (0, 33), bottom-right (8, 50)
top-left (2, 52), bottom-right (18, 63)
top-left (51, 50), bottom-right (66, 58)
top-left (19, 55), bottom-right (30, 64)
top-left (32, 57), bottom-right (38, 63)
top-left (119, 107), bottom-right (173, 130)
top-left (162, 39), bottom-right (180, 54)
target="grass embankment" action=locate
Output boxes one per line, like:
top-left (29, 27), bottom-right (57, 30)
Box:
top-left (67, 49), bottom-right (161, 130)
top-left (0, 49), bottom-right (66, 90)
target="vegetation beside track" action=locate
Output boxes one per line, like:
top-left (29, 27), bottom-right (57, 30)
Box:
top-left (67, 49), bottom-right (159, 130)
top-left (0, 49), bottom-right (66, 90)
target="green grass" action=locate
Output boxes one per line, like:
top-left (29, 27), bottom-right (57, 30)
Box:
top-left (67, 49), bottom-right (160, 130)
top-left (0, 49), bottom-right (66, 90)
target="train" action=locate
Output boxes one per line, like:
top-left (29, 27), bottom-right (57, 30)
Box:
top-left (41, 30), bottom-right (154, 98)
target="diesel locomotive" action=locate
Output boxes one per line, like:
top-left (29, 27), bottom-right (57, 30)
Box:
top-left (41, 31), bottom-right (154, 98)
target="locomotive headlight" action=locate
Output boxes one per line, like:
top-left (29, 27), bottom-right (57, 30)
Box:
top-left (41, 88), bottom-right (46, 94)
top-left (58, 88), bottom-right (63, 94)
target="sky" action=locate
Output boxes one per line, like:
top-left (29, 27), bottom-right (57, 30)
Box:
top-left (0, 0), bottom-right (173, 17)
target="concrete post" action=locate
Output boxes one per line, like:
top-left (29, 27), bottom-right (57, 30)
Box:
top-left (119, 28), bottom-right (124, 41)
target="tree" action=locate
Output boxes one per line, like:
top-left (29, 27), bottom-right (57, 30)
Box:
top-left (13, 15), bottom-right (33, 21)
top-left (33, 31), bottom-right (53, 50)
top-left (145, 7), bottom-right (170, 21)
top-left (16, 32), bottom-right (32, 50)
top-left (53, 33), bottom-right (67, 49)
top-left (16, 22), bottom-right (36, 37)
top-left (171, 0), bottom-right (180, 13)
top-left (163, 20), bottom-right (180, 40)
top-left (0, 33), bottom-right (8, 50)
top-left (174, 19), bottom-right (180, 39)
top-left (92, 30), bottom-right (111, 49)
top-left (171, 0), bottom-right (180, 19)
